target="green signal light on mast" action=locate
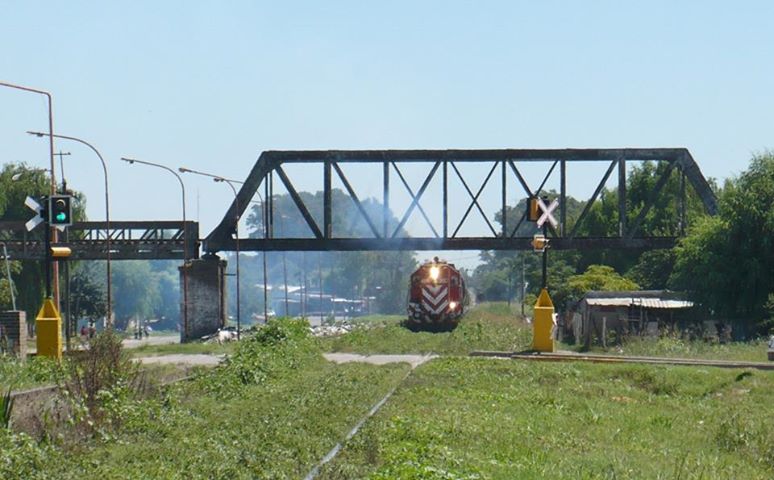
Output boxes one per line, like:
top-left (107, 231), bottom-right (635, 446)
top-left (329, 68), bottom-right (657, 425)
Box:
top-left (48, 195), bottom-right (73, 227)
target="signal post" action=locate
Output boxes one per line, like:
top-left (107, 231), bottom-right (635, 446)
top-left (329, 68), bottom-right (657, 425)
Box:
top-left (528, 196), bottom-right (558, 352)
top-left (26, 194), bottom-right (73, 359)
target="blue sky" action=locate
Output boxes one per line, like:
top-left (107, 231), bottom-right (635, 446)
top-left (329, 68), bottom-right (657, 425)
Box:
top-left (1, 1), bottom-right (771, 266)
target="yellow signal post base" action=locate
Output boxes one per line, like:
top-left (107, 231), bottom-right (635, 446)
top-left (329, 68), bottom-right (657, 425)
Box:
top-left (36, 298), bottom-right (62, 360)
top-left (532, 288), bottom-right (555, 352)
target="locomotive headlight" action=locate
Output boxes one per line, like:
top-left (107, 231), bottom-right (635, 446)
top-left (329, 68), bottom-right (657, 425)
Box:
top-left (429, 266), bottom-right (440, 281)
top-left (449, 301), bottom-right (457, 310)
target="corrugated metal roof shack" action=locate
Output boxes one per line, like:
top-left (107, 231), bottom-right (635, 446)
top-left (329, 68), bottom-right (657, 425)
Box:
top-left (569, 291), bottom-right (694, 347)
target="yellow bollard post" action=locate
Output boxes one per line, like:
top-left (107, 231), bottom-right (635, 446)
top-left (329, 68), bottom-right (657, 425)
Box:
top-left (36, 298), bottom-right (62, 359)
top-left (532, 288), bottom-right (555, 352)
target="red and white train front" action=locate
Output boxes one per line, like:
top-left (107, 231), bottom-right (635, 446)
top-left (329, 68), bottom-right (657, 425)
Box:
top-left (406, 258), bottom-right (466, 331)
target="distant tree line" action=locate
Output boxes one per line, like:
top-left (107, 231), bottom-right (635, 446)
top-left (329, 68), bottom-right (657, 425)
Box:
top-left (242, 189), bottom-right (417, 315)
top-left (471, 152), bottom-right (774, 334)
top-left (4, 152), bottom-right (771, 333)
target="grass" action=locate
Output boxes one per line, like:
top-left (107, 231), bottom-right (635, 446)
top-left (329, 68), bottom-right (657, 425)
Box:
top-left (0, 319), bottom-right (413, 480)
top-left (321, 303), bottom-right (532, 355)
top-left (0, 355), bottom-right (65, 391)
top-left (53, 359), bottom-right (410, 479)
top-left (326, 303), bottom-right (769, 362)
top-left (128, 341), bottom-right (235, 358)
top-left (320, 357), bottom-right (774, 479)
top-left (596, 335), bottom-right (772, 363)
top-left (2, 309), bottom-right (771, 478)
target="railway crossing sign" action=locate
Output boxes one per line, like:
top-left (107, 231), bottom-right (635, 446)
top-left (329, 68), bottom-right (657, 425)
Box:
top-left (536, 197), bottom-right (559, 229)
top-left (25, 196), bottom-right (46, 231)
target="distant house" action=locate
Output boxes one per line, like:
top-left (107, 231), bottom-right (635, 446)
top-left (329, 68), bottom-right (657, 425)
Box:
top-left (568, 290), bottom-right (694, 346)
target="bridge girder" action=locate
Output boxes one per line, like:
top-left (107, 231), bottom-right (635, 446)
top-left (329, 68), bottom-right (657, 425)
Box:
top-left (205, 148), bottom-right (717, 253)
top-left (0, 221), bottom-right (199, 261)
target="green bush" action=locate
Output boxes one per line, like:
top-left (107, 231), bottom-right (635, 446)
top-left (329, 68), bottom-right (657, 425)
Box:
top-left (0, 430), bottom-right (61, 480)
top-left (60, 329), bottom-right (144, 440)
top-left (198, 318), bottom-right (320, 397)
top-left (0, 355), bottom-right (66, 390)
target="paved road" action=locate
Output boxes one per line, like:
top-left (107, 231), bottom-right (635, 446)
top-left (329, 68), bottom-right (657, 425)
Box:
top-left (122, 334), bottom-right (180, 349)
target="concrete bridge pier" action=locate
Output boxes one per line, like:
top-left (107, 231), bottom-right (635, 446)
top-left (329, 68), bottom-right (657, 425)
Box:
top-left (179, 253), bottom-right (226, 343)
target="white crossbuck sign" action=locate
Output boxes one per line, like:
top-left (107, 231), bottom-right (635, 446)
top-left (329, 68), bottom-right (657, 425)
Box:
top-left (536, 198), bottom-right (559, 228)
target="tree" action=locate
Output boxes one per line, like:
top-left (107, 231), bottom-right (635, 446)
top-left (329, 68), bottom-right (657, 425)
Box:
top-left (566, 265), bottom-right (640, 306)
top-left (243, 189), bottom-right (417, 315)
top-left (0, 165), bottom-right (50, 320)
top-left (670, 152), bottom-right (774, 330)
top-left (0, 260), bottom-right (21, 310)
top-left (627, 249), bottom-right (677, 290)
top-left (69, 261), bottom-right (107, 324)
top-left (0, 163), bottom-right (91, 322)
top-left (111, 261), bottom-right (160, 329)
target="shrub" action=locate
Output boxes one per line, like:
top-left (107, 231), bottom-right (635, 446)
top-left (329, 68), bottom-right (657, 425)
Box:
top-left (198, 318), bottom-right (320, 397)
top-left (61, 329), bottom-right (143, 438)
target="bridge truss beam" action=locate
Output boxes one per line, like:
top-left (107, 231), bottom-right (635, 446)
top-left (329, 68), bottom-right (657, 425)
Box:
top-left (0, 221), bottom-right (199, 260)
top-left (204, 148), bottom-right (718, 253)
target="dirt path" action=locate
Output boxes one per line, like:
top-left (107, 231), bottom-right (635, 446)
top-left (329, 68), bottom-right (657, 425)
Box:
top-left (132, 351), bottom-right (438, 369)
top-left (323, 353), bottom-right (437, 369)
top-left (136, 353), bottom-right (224, 366)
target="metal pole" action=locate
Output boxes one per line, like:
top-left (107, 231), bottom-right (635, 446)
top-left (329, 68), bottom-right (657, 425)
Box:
top-left (121, 158), bottom-right (188, 341)
top-left (276, 211), bottom-right (289, 316)
top-left (521, 254), bottom-right (525, 317)
top-left (0, 81), bottom-right (58, 306)
top-left (216, 179), bottom-right (241, 340)
top-left (262, 183), bottom-right (269, 322)
top-left (542, 223), bottom-right (548, 290)
top-left (29, 132), bottom-right (112, 326)
top-left (64, 230), bottom-right (71, 350)
top-left (302, 252), bottom-right (307, 317)
top-left (0, 243), bottom-right (16, 310)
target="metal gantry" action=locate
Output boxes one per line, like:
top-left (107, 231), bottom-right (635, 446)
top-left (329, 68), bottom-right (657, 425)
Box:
top-left (205, 148), bottom-right (717, 253)
top-left (0, 220), bottom-right (199, 261)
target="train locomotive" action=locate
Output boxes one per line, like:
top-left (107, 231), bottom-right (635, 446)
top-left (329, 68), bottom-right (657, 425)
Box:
top-left (405, 257), bottom-right (467, 331)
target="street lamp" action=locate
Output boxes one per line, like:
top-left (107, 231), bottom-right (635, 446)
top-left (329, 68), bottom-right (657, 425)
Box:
top-left (121, 157), bottom-right (190, 341)
top-left (178, 167), bottom-right (246, 340)
top-left (1, 81), bottom-right (60, 306)
top-left (28, 131), bottom-right (112, 327)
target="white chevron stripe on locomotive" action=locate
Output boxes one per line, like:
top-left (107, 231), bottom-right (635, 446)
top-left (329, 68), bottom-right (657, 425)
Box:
top-left (421, 285), bottom-right (448, 314)
top-left (422, 285), bottom-right (447, 305)
top-left (423, 299), bottom-right (449, 315)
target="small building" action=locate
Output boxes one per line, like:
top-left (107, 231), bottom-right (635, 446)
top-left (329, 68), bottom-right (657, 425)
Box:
top-left (570, 290), bottom-right (694, 346)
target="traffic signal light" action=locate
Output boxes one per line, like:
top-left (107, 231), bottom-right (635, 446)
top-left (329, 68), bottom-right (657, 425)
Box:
top-left (49, 246), bottom-right (72, 258)
top-left (527, 196), bottom-right (540, 222)
top-left (48, 195), bottom-right (73, 226)
top-left (531, 233), bottom-right (549, 252)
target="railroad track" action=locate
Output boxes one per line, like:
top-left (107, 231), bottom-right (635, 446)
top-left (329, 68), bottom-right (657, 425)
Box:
top-left (470, 350), bottom-right (774, 371)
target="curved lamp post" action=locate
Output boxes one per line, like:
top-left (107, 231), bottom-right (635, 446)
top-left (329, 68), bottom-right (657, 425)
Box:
top-left (1, 81), bottom-right (60, 305)
top-left (178, 167), bottom-right (247, 340)
top-left (121, 157), bottom-right (189, 341)
top-left (28, 131), bottom-right (112, 326)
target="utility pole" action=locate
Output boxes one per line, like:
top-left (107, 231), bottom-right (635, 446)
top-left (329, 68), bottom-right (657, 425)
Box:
top-left (54, 151), bottom-right (70, 191)
top-left (54, 150), bottom-right (72, 350)
top-left (521, 255), bottom-right (526, 317)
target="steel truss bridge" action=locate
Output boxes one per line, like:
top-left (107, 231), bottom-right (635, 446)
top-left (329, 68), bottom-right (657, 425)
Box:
top-left (0, 148), bottom-right (717, 260)
top-left (0, 221), bottom-right (199, 260)
top-left (204, 148), bottom-right (717, 253)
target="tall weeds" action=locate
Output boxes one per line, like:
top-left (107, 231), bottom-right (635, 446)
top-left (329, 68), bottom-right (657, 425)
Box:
top-left (61, 329), bottom-right (142, 437)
